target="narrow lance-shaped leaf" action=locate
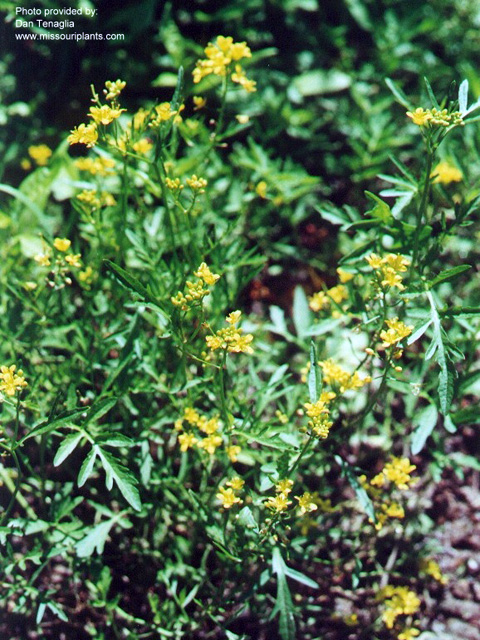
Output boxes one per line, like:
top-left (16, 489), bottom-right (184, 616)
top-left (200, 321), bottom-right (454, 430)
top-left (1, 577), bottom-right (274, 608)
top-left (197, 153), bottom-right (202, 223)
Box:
top-left (271, 548), bottom-right (296, 640)
top-left (97, 448), bottom-right (142, 511)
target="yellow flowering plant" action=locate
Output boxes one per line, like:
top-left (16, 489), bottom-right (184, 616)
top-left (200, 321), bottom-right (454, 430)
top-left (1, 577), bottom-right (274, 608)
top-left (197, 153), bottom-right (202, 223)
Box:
top-left (3, 25), bottom-right (480, 639)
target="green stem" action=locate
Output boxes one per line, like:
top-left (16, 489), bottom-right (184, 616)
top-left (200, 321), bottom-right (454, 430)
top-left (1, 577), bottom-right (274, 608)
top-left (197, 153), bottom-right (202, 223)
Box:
top-left (410, 150), bottom-right (434, 276)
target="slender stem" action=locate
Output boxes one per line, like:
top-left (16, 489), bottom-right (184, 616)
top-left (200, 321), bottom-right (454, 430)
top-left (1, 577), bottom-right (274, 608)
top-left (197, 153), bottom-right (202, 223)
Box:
top-left (410, 150), bottom-right (434, 276)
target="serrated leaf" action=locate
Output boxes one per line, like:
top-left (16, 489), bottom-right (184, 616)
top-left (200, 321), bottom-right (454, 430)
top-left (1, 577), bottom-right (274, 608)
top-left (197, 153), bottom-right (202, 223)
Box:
top-left (19, 408), bottom-right (86, 444)
top-left (292, 286), bottom-right (312, 338)
top-left (53, 432), bottom-right (83, 467)
top-left (96, 433), bottom-right (135, 447)
top-left (411, 404), bottom-right (439, 455)
top-left (86, 397), bottom-right (118, 425)
top-left (75, 519), bottom-right (116, 558)
top-left (77, 447), bottom-right (98, 487)
top-left (407, 319), bottom-right (433, 345)
top-left (364, 190), bottom-right (392, 223)
top-left (428, 265), bottom-right (471, 289)
top-left (97, 448), bottom-right (141, 511)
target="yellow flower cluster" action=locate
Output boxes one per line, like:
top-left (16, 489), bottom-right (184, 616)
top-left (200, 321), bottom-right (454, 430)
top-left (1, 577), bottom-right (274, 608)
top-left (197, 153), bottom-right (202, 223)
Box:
top-left (103, 79), bottom-right (126, 101)
top-left (34, 237), bottom-right (82, 271)
top-left (68, 123), bottom-right (98, 148)
top-left (171, 262), bottom-right (220, 310)
top-left (175, 406), bottom-right (241, 461)
top-left (206, 311), bottom-right (254, 354)
top-left (149, 102), bottom-right (177, 127)
top-left (186, 174), bottom-right (208, 192)
top-left (165, 177), bottom-right (184, 191)
top-left (406, 107), bottom-right (464, 127)
top-left (0, 365), bottom-right (27, 398)
top-left (89, 104), bottom-right (125, 126)
top-left (380, 318), bottom-right (413, 348)
top-left (132, 139), bottom-right (153, 155)
top-left (265, 478), bottom-right (293, 512)
top-left (75, 156), bottom-right (115, 176)
top-left (376, 585), bottom-right (420, 629)
top-left (295, 492), bottom-right (318, 515)
top-left (319, 359), bottom-right (371, 393)
top-left (28, 144), bottom-right (52, 166)
top-left (76, 189), bottom-right (116, 209)
top-left (216, 476), bottom-right (245, 509)
top-left (193, 36), bottom-right (256, 92)
top-left (371, 457), bottom-right (416, 491)
top-left (431, 160), bottom-right (463, 185)
top-left (366, 252), bottom-right (410, 291)
top-left (304, 391), bottom-right (336, 439)
top-left (309, 284), bottom-right (348, 313)
top-left (419, 558), bottom-right (448, 585)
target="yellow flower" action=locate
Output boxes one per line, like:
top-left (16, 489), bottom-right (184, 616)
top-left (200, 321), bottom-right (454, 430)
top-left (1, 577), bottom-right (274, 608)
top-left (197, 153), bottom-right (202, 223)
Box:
top-left (216, 486), bottom-right (242, 509)
top-left (276, 478), bottom-right (294, 495)
top-left (68, 123), bottom-right (98, 148)
top-left (255, 181), bottom-right (267, 198)
top-left (152, 102), bottom-right (176, 123)
top-left (0, 365), bottom-right (28, 397)
top-left (206, 311), bottom-right (254, 355)
top-left (89, 105), bottom-right (125, 125)
top-left (28, 144), bottom-right (52, 166)
top-left (53, 238), bottom-right (71, 252)
top-left (65, 253), bottom-right (82, 268)
top-left (165, 177), bottom-right (183, 191)
top-left (419, 558), bottom-right (448, 585)
top-left (265, 493), bottom-right (291, 512)
top-left (366, 253), bottom-right (384, 269)
top-left (231, 64), bottom-right (257, 92)
top-left (309, 290), bottom-right (329, 312)
top-left (75, 156), bottom-right (115, 176)
top-left (104, 79), bottom-right (126, 100)
top-left (431, 160), bottom-right (463, 185)
top-left (235, 114), bottom-right (250, 124)
top-left (186, 174), bottom-right (208, 191)
top-left (132, 138), bottom-right (153, 155)
top-left (193, 96), bottom-right (207, 110)
top-left (337, 267), bottom-right (354, 283)
top-left (406, 107), bottom-right (432, 126)
top-left (178, 432), bottom-right (197, 452)
top-left (193, 36), bottom-right (253, 85)
top-left (381, 267), bottom-right (405, 290)
top-left (34, 252), bottom-right (51, 267)
top-left (197, 434), bottom-right (223, 455)
top-left (371, 457), bottom-right (416, 491)
top-left (380, 318), bottom-right (413, 347)
top-left (295, 492), bottom-right (318, 515)
top-left (226, 445), bottom-right (241, 462)
top-left (194, 262), bottom-right (220, 286)
top-left (377, 586), bottom-right (420, 629)
top-left (226, 476), bottom-right (244, 490)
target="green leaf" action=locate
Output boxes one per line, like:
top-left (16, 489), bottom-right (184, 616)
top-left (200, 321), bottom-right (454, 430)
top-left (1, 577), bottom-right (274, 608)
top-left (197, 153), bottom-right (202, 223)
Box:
top-left (272, 548), bottom-right (296, 640)
top-left (424, 77), bottom-right (440, 110)
top-left (292, 286), bottom-right (312, 338)
top-left (85, 397), bottom-right (118, 425)
top-left (96, 433), bottom-right (135, 448)
top-left (411, 404), bottom-right (439, 455)
top-left (78, 447), bottom-right (98, 487)
top-left (104, 260), bottom-right (167, 316)
top-left (75, 519), bottom-right (116, 557)
top-left (53, 432), bottom-right (83, 467)
top-left (364, 191), bottom-right (393, 223)
top-left (283, 566), bottom-right (319, 589)
top-left (428, 265), bottom-right (471, 289)
top-left (336, 456), bottom-right (375, 522)
top-left (459, 79), bottom-right (469, 114)
top-left (385, 78), bottom-right (414, 110)
top-left (19, 409), bottom-right (86, 444)
top-left (97, 448), bottom-right (142, 511)
top-left (236, 506), bottom-right (259, 532)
